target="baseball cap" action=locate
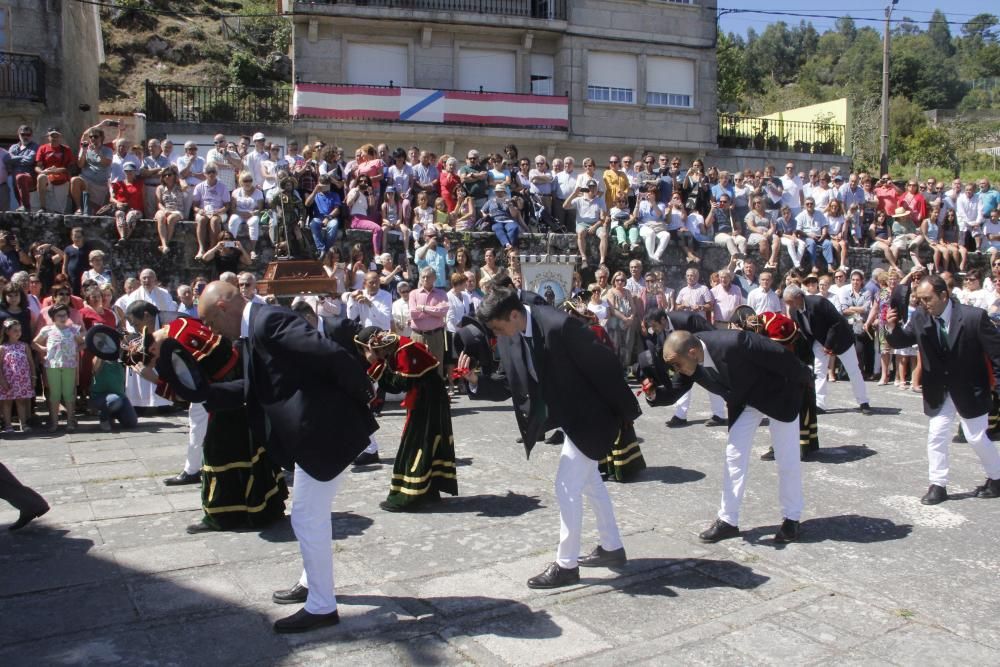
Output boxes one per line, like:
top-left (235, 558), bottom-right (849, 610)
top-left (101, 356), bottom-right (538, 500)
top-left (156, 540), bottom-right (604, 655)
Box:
top-left (494, 183), bottom-right (506, 192)
top-left (123, 162), bottom-right (137, 171)
top-left (252, 132), bottom-right (266, 142)
top-left (183, 140), bottom-right (197, 149)
top-left (46, 127), bottom-right (62, 136)
top-left (586, 179), bottom-right (598, 188)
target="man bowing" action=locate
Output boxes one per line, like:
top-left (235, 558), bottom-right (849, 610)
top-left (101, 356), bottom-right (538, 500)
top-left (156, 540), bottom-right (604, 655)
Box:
top-left (199, 282), bottom-right (377, 634)
top-left (663, 329), bottom-right (813, 543)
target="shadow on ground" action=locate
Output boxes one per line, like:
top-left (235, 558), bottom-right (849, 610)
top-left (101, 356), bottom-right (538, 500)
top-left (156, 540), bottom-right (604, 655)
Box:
top-left (743, 514), bottom-right (913, 546)
top-left (806, 444), bottom-right (878, 464)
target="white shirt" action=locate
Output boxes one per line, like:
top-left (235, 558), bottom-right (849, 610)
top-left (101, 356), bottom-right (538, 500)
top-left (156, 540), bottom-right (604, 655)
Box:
top-left (957, 192), bottom-right (981, 228)
top-left (445, 290), bottom-right (472, 333)
top-left (747, 287), bottom-right (781, 314)
top-left (555, 170), bottom-right (577, 199)
top-left (780, 174), bottom-right (803, 210)
top-left (244, 149), bottom-right (269, 188)
top-left (391, 297), bottom-right (412, 337)
top-left (345, 289), bottom-right (392, 331)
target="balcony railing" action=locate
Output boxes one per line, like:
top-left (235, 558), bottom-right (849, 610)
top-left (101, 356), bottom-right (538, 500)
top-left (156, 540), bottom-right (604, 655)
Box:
top-left (717, 114), bottom-right (845, 156)
top-left (0, 52), bottom-right (44, 103)
top-left (294, 82), bottom-right (569, 131)
top-left (292, 0), bottom-right (567, 20)
top-left (144, 81), bottom-right (291, 124)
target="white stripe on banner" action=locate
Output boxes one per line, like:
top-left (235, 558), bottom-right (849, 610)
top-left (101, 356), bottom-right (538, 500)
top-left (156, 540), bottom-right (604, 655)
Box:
top-left (295, 90), bottom-right (400, 114)
top-left (444, 98), bottom-right (567, 121)
top-left (400, 88), bottom-right (445, 123)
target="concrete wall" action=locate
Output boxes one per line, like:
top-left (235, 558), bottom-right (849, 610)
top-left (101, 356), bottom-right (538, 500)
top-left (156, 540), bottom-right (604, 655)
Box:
top-left (0, 0), bottom-right (100, 139)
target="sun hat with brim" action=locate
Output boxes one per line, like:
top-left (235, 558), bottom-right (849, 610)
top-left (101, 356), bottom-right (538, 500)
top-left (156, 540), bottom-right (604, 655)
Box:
top-left (891, 206), bottom-right (912, 219)
top-left (85, 325), bottom-right (122, 361)
top-left (155, 338), bottom-right (210, 403)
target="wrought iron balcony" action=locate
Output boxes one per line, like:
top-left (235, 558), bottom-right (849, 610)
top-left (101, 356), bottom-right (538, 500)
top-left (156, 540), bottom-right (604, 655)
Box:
top-left (145, 81), bottom-right (291, 124)
top-left (0, 52), bottom-right (44, 103)
top-left (294, 82), bottom-right (569, 131)
top-left (292, 0), bottom-right (567, 21)
top-left (717, 113), bottom-right (845, 156)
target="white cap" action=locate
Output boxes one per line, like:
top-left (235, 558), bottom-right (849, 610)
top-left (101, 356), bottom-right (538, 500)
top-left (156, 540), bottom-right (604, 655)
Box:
top-left (252, 132), bottom-right (266, 142)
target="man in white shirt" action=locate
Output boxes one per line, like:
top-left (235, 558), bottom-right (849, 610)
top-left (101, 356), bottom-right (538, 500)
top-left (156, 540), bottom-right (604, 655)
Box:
top-left (345, 271), bottom-right (392, 331)
top-left (391, 280), bottom-right (413, 337)
top-left (676, 268), bottom-right (714, 318)
top-left (780, 162), bottom-right (803, 217)
top-left (237, 272), bottom-right (267, 304)
top-left (796, 197), bottom-right (833, 269)
top-left (957, 182), bottom-right (982, 245)
top-left (711, 269), bottom-right (744, 325)
top-left (748, 271), bottom-right (781, 314)
top-left (244, 132), bottom-right (269, 188)
top-left (554, 156), bottom-right (578, 230)
top-left (206, 133), bottom-right (243, 192)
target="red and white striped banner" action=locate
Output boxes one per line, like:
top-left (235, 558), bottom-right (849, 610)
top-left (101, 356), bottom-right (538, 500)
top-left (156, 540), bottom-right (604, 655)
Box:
top-left (294, 83), bottom-right (568, 130)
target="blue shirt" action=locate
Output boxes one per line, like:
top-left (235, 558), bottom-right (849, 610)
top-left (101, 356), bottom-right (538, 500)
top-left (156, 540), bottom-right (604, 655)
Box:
top-left (711, 183), bottom-right (734, 203)
top-left (312, 191), bottom-right (341, 218)
top-left (980, 189), bottom-right (1000, 217)
top-left (416, 246), bottom-right (455, 288)
top-left (7, 141), bottom-right (38, 174)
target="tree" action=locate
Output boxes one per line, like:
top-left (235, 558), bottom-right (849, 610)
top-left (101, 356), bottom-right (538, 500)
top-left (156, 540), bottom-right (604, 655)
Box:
top-left (717, 31), bottom-right (747, 111)
top-left (928, 9), bottom-right (955, 57)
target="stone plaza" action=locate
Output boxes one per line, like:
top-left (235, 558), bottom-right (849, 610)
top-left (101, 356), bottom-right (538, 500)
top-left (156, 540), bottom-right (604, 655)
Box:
top-left (1, 381), bottom-right (998, 665)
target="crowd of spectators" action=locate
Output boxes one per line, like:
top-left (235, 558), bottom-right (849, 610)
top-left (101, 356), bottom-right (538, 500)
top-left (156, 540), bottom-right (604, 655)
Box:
top-left (7, 122), bottom-right (996, 278)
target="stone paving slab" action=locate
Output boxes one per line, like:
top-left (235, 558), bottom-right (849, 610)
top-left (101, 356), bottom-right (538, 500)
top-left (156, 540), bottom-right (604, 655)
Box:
top-left (2, 384), bottom-right (1000, 664)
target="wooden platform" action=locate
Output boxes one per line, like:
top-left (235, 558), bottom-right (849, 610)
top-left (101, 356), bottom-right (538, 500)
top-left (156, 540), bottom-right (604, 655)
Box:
top-left (257, 259), bottom-right (337, 296)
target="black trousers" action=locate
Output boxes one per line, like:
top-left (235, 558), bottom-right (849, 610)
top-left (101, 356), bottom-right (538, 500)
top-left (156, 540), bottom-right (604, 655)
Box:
top-left (855, 332), bottom-right (874, 378)
top-left (0, 462), bottom-right (48, 516)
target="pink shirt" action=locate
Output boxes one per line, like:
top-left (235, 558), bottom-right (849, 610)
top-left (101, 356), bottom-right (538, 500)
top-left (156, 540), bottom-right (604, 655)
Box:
top-left (408, 286), bottom-right (449, 332)
top-left (711, 283), bottom-right (745, 323)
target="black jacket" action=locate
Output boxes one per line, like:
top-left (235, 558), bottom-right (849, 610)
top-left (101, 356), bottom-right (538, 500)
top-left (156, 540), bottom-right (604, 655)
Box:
top-left (676, 330), bottom-right (813, 423)
top-left (472, 304), bottom-right (641, 460)
top-left (795, 294), bottom-right (855, 355)
top-left (207, 304), bottom-right (377, 481)
top-left (639, 311), bottom-right (715, 406)
top-left (886, 300), bottom-right (1000, 418)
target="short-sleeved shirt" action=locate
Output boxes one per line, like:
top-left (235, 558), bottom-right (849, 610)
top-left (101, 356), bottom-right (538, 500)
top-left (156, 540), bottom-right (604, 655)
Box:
top-left (677, 284), bottom-right (713, 310)
top-left (193, 180), bottom-right (231, 212)
top-left (231, 186), bottom-right (264, 214)
top-left (572, 195), bottom-right (606, 224)
top-left (39, 324), bottom-right (80, 368)
top-left (482, 198), bottom-right (518, 226)
top-left (459, 164), bottom-right (488, 200)
top-left (36, 144), bottom-right (75, 186)
top-left (176, 154), bottom-right (206, 188)
top-left (81, 145), bottom-right (114, 185)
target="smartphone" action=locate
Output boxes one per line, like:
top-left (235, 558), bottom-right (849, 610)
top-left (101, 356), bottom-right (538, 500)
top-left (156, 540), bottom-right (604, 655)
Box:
top-left (224, 241), bottom-right (238, 249)
top-left (106, 120), bottom-right (121, 127)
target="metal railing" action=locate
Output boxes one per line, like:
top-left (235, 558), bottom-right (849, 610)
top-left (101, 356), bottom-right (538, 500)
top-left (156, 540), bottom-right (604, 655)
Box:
top-left (0, 52), bottom-right (44, 103)
top-left (144, 81), bottom-right (291, 124)
top-left (717, 113), bottom-right (845, 156)
top-left (292, 0), bottom-right (567, 20)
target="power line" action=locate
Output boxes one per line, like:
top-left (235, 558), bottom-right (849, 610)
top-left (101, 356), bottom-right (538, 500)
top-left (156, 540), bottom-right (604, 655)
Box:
top-left (717, 8), bottom-right (998, 28)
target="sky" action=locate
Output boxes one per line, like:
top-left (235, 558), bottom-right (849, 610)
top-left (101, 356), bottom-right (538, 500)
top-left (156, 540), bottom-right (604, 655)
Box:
top-left (717, 1), bottom-right (991, 38)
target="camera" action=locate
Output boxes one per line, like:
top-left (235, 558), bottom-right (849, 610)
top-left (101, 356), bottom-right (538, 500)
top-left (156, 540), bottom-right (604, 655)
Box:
top-left (224, 241), bottom-right (238, 249)
top-left (106, 120), bottom-right (120, 127)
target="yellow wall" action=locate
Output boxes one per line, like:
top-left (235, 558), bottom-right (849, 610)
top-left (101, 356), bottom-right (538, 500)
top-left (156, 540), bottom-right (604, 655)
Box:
top-left (762, 99), bottom-right (852, 155)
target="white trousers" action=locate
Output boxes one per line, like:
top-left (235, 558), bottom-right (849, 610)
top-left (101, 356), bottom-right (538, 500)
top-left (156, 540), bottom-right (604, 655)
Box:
top-left (184, 402), bottom-right (208, 475)
top-left (813, 341), bottom-right (868, 409)
top-left (719, 407), bottom-right (803, 526)
top-left (293, 465), bottom-right (344, 614)
top-left (640, 226), bottom-right (670, 261)
top-left (555, 437), bottom-right (623, 569)
top-left (228, 213), bottom-right (261, 241)
top-left (927, 396), bottom-right (1000, 486)
top-left (781, 236), bottom-right (806, 267)
top-left (672, 387), bottom-right (726, 420)
top-left (363, 434), bottom-right (379, 455)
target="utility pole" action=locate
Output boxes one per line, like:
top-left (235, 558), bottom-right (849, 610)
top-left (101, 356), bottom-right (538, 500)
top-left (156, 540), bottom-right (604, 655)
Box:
top-left (879, 0), bottom-right (898, 176)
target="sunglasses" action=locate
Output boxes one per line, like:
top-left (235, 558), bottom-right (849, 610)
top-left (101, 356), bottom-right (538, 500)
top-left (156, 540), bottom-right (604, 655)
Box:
top-left (88, 134), bottom-right (100, 139)
top-left (609, 160), bottom-right (619, 164)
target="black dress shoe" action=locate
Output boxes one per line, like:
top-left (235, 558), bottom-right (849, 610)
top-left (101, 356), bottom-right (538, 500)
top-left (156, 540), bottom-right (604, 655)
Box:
top-left (953, 430), bottom-right (967, 444)
top-left (705, 415), bottom-right (727, 427)
top-left (578, 545), bottom-right (627, 568)
top-left (353, 451), bottom-right (380, 466)
top-left (974, 478), bottom-right (1000, 499)
top-left (859, 403), bottom-right (873, 415)
top-left (666, 416), bottom-right (688, 428)
top-left (527, 562), bottom-right (580, 589)
top-left (544, 430), bottom-right (565, 445)
top-left (8, 506), bottom-right (49, 531)
top-left (186, 521), bottom-right (215, 534)
top-left (516, 435), bottom-right (524, 443)
top-left (815, 407), bottom-right (827, 415)
top-left (273, 608), bottom-right (340, 634)
top-left (920, 484), bottom-right (948, 505)
top-left (698, 518), bottom-right (740, 543)
top-left (760, 447), bottom-right (775, 461)
top-left (272, 583), bottom-right (309, 605)
top-left (800, 443), bottom-right (819, 460)
top-left (164, 471), bottom-right (201, 486)
top-left (773, 518), bottom-right (801, 543)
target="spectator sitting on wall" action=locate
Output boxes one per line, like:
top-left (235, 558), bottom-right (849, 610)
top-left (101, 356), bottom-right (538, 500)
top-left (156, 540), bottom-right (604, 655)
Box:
top-left (154, 166), bottom-right (185, 256)
top-left (140, 138), bottom-right (171, 218)
top-left (9, 125), bottom-right (38, 213)
top-left (565, 178), bottom-right (609, 269)
top-left (229, 170), bottom-right (264, 262)
top-left (192, 165), bottom-right (230, 260)
top-left (35, 128), bottom-right (74, 214)
top-left (71, 124), bottom-right (114, 215)
top-left (111, 163), bottom-right (144, 247)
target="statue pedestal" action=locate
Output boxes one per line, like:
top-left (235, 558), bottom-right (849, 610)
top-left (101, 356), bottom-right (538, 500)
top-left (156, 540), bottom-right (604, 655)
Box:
top-left (258, 260), bottom-right (337, 296)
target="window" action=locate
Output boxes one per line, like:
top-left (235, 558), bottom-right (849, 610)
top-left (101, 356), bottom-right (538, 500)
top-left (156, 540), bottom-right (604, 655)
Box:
top-left (530, 53), bottom-right (554, 96)
top-left (346, 43), bottom-right (408, 87)
top-left (586, 52), bottom-right (636, 105)
top-left (646, 56), bottom-right (695, 108)
top-left (458, 49), bottom-right (516, 93)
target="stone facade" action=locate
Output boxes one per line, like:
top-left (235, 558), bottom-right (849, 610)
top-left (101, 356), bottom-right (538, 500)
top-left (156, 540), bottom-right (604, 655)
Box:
top-left (0, 0), bottom-right (101, 140)
top-left (288, 0), bottom-right (718, 159)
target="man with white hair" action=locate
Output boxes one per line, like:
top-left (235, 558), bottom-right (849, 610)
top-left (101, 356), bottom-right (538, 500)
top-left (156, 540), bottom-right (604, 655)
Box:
top-left (555, 156), bottom-right (577, 230)
top-left (345, 271), bottom-right (391, 331)
top-left (747, 271), bottom-right (781, 314)
top-left (409, 266), bottom-right (449, 377)
top-left (177, 284), bottom-right (198, 317)
top-left (141, 138), bottom-right (171, 218)
top-left (122, 269), bottom-right (177, 411)
top-left (237, 272), bottom-right (266, 304)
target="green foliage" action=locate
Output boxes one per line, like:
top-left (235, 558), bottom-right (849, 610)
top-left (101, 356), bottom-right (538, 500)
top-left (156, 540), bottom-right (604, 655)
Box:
top-left (227, 51), bottom-right (271, 89)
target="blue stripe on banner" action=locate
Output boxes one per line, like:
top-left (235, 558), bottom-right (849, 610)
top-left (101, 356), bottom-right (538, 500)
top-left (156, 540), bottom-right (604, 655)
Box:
top-left (400, 90), bottom-right (445, 121)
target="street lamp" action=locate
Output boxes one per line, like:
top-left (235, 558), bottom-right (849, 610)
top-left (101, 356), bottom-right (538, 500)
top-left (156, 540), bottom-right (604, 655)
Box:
top-left (879, 0), bottom-right (899, 176)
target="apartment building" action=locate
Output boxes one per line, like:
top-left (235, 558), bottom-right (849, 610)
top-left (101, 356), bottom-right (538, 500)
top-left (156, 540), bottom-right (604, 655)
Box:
top-left (286, 0), bottom-right (717, 159)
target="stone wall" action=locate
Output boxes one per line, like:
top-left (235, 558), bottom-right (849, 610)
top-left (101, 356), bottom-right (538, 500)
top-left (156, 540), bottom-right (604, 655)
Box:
top-left (0, 212), bottom-right (980, 295)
